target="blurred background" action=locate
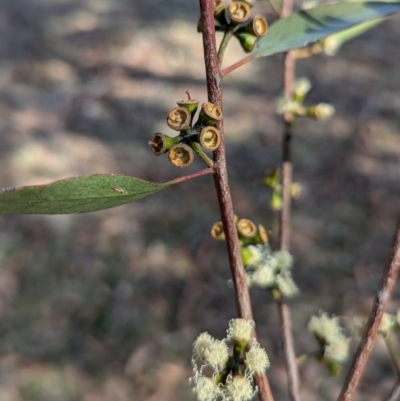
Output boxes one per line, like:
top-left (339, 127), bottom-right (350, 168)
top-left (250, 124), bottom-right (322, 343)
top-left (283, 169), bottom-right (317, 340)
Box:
top-left (0, 0), bottom-right (399, 400)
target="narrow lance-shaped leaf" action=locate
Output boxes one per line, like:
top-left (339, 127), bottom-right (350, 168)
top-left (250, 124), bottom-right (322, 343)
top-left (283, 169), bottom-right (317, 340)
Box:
top-left (0, 169), bottom-right (212, 215)
top-left (222, 1), bottom-right (400, 75)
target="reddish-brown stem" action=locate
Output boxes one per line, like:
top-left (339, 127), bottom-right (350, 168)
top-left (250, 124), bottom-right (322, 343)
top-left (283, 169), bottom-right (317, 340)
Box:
top-left (277, 297), bottom-right (300, 401)
top-left (221, 55), bottom-right (253, 77)
top-left (337, 214), bottom-right (400, 401)
top-left (169, 167), bottom-right (213, 185)
top-left (277, 0), bottom-right (301, 400)
top-left (198, 1), bottom-right (274, 400)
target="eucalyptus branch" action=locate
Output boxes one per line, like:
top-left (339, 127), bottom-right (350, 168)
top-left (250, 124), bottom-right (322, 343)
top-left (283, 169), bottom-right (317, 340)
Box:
top-left (337, 213), bottom-right (400, 401)
top-left (198, 1), bottom-right (274, 400)
top-left (276, 0), bottom-right (301, 399)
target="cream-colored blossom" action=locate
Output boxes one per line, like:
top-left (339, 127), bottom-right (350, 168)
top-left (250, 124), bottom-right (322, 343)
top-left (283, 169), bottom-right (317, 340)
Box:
top-left (194, 375), bottom-right (220, 401)
top-left (223, 375), bottom-right (256, 401)
top-left (227, 319), bottom-right (255, 344)
top-left (245, 343), bottom-right (270, 375)
top-left (193, 332), bottom-right (215, 361)
top-left (275, 273), bottom-right (299, 297)
top-left (325, 337), bottom-right (351, 363)
top-left (204, 339), bottom-right (229, 370)
top-left (308, 312), bottom-right (342, 344)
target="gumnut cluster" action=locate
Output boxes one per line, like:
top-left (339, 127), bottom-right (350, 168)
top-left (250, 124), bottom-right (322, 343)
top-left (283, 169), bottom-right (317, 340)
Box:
top-left (191, 318), bottom-right (270, 401)
top-left (211, 217), bottom-right (297, 298)
top-left (149, 94), bottom-right (222, 168)
top-left (198, 0), bottom-right (269, 53)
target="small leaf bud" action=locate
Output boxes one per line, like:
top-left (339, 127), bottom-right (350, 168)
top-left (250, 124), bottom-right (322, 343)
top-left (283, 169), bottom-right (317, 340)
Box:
top-left (148, 132), bottom-right (180, 155)
top-left (264, 168), bottom-right (280, 189)
top-left (227, 2), bottom-right (251, 24)
top-left (307, 103), bottom-right (335, 120)
top-left (270, 191), bottom-right (283, 211)
top-left (241, 246), bottom-right (254, 266)
top-left (198, 102), bottom-right (223, 126)
top-left (199, 126), bottom-right (221, 151)
top-left (293, 78), bottom-right (312, 102)
top-left (168, 144), bottom-right (194, 167)
top-left (235, 32), bottom-right (258, 53)
top-left (167, 107), bottom-right (191, 131)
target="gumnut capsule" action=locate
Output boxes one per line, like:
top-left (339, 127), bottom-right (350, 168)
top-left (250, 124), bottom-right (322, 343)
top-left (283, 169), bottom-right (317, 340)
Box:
top-left (149, 132), bottom-right (180, 156)
top-left (167, 107), bottom-right (191, 131)
top-left (168, 143), bottom-right (194, 167)
top-left (199, 126), bottom-right (221, 151)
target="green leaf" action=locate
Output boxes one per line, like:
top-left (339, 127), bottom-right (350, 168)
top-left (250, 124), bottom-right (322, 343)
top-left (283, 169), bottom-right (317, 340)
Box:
top-left (319, 19), bottom-right (383, 56)
top-left (0, 169), bottom-right (212, 214)
top-left (252, 1), bottom-right (400, 58)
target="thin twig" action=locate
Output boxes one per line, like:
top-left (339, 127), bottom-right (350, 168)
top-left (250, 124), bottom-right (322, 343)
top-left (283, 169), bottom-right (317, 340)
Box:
top-left (383, 379), bottom-right (400, 401)
top-left (198, 1), bottom-right (275, 400)
top-left (337, 214), bottom-right (400, 401)
top-left (217, 30), bottom-right (234, 67)
top-left (277, 297), bottom-right (300, 401)
top-left (384, 335), bottom-right (400, 376)
top-left (276, 0), bottom-right (301, 400)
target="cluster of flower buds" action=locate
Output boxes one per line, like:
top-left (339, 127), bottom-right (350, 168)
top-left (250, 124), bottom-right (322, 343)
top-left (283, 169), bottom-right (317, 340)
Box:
top-left (277, 78), bottom-right (335, 121)
top-left (149, 95), bottom-right (222, 167)
top-left (308, 311), bottom-right (351, 375)
top-left (264, 168), bottom-right (303, 211)
top-left (191, 319), bottom-right (269, 401)
top-left (354, 310), bottom-right (400, 339)
top-left (243, 244), bottom-right (298, 298)
top-left (198, 0), bottom-right (269, 53)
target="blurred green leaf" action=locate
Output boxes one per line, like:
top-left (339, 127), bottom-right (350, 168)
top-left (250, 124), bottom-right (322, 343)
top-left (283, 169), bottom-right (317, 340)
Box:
top-left (0, 174), bottom-right (174, 214)
top-left (251, 1), bottom-right (400, 58)
top-left (318, 19), bottom-right (383, 55)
